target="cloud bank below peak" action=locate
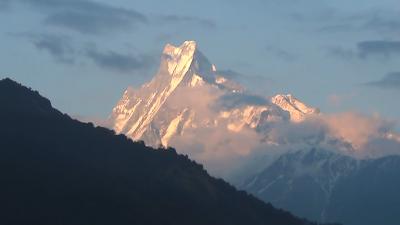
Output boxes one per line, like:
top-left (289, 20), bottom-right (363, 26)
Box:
top-left (156, 81), bottom-right (400, 178)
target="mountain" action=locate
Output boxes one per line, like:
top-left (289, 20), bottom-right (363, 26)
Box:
top-left (241, 148), bottom-right (400, 225)
top-left (108, 40), bottom-right (400, 225)
top-left (110, 41), bottom-right (318, 148)
top-left (271, 94), bottom-right (319, 122)
top-left (0, 78), bottom-right (331, 225)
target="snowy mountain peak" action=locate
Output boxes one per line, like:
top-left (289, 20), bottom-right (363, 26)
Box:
top-left (271, 94), bottom-right (319, 122)
top-left (160, 41), bottom-right (198, 77)
top-left (110, 41), bottom-right (319, 147)
top-left (160, 41), bottom-right (241, 92)
top-left (163, 40), bottom-right (197, 58)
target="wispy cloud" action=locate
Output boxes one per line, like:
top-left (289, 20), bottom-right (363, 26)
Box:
top-left (11, 0), bottom-right (216, 35)
top-left (365, 72), bottom-right (400, 90)
top-left (216, 69), bottom-right (274, 95)
top-left (17, 0), bottom-right (147, 34)
top-left (0, 0), bottom-right (11, 11)
top-left (216, 92), bottom-right (269, 109)
top-left (265, 46), bottom-right (297, 62)
top-left (11, 32), bottom-right (75, 64)
top-left (326, 41), bottom-right (400, 60)
top-left (363, 11), bottom-right (400, 35)
top-left (326, 46), bottom-right (356, 59)
top-left (317, 9), bottom-right (400, 36)
top-left (158, 15), bottom-right (216, 29)
top-left (11, 31), bottom-right (155, 73)
top-left (85, 46), bottom-right (155, 73)
top-left (357, 41), bottom-right (400, 59)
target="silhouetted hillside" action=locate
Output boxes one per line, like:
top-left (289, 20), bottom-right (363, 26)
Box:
top-left (0, 78), bottom-right (334, 225)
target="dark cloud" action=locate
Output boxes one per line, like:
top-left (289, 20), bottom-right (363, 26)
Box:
top-left (216, 69), bottom-right (274, 96)
top-left (10, 0), bottom-right (214, 35)
top-left (19, 0), bottom-right (147, 34)
top-left (217, 69), bottom-right (271, 83)
top-left (12, 31), bottom-right (155, 72)
top-left (33, 34), bottom-right (75, 63)
top-left (85, 47), bottom-right (154, 73)
top-left (12, 33), bottom-right (75, 64)
top-left (216, 70), bottom-right (242, 79)
top-left (317, 24), bottom-right (355, 33)
top-left (265, 46), bottom-right (296, 62)
top-left (317, 9), bottom-right (400, 36)
top-left (159, 15), bottom-right (216, 29)
top-left (216, 93), bottom-right (269, 109)
top-left (0, 0), bottom-right (11, 11)
top-left (326, 46), bottom-right (356, 59)
top-left (326, 41), bottom-right (400, 60)
top-left (365, 72), bottom-right (400, 90)
top-left (357, 41), bottom-right (400, 58)
top-left (363, 14), bottom-right (400, 34)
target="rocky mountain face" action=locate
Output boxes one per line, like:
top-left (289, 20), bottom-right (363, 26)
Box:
top-left (110, 41), bottom-right (318, 148)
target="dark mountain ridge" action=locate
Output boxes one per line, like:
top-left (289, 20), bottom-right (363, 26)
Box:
top-left (0, 78), bottom-right (333, 225)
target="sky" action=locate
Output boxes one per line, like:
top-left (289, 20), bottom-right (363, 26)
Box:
top-left (0, 0), bottom-right (399, 125)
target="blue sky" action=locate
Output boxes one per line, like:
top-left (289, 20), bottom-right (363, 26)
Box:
top-left (0, 0), bottom-right (399, 124)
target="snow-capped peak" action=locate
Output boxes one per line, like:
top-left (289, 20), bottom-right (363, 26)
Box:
top-left (110, 40), bottom-right (319, 148)
top-left (161, 41), bottom-right (198, 76)
top-left (271, 94), bottom-right (319, 122)
top-left (160, 41), bottom-right (242, 92)
top-left (163, 41), bottom-right (197, 59)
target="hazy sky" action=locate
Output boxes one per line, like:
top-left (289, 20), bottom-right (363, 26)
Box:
top-left (1, 0), bottom-right (399, 124)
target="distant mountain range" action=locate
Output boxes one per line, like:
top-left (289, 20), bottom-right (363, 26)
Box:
top-left (0, 78), bottom-right (327, 225)
top-left (108, 40), bottom-right (400, 225)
